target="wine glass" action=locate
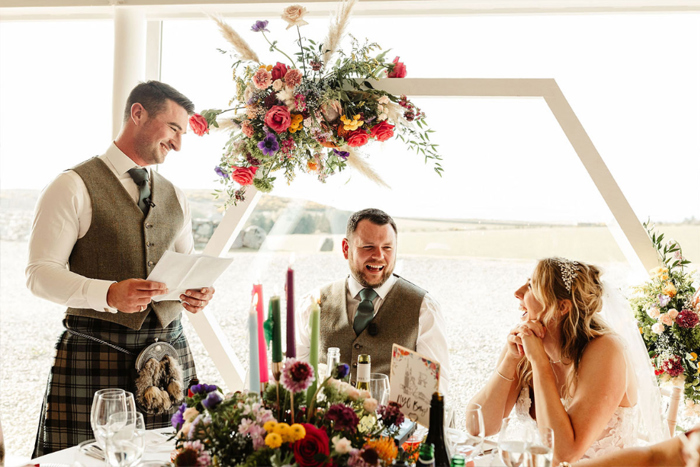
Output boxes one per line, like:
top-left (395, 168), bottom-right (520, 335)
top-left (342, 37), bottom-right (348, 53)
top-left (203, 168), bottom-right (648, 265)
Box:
top-left (105, 412), bottom-right (146, 467)
top-left (498, 417), bottom-right (536, 467)
top-left (369, 373), bottom-right (390, 405)
top-left (453, 403), bottom-right (484, 461)
top-left (526, 427), bottom-right (554, 467)
top-left (91, 391), bottom-right (132, 452)
top-left (73, 438), bottom-right (106, 467)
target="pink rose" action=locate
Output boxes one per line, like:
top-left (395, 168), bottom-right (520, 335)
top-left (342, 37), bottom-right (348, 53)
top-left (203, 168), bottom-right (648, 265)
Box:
top-left (346, 387), bottom-right (360, 401)
top-left (388, 56), bottom-right (407, 78)
top-left (652, 322), bottom-right (665, 334)
top-left (284, 68), bottom-right (303, 89)
top-left (189, 114), bottom-right (209, 136)
top-left (281, 5), bottom-right (309, 30)
top-left (271, 62), bottom-right (289, 81)
top-left (231, 166), bottom-right (258, 186)
top-left (669, 308), bottom-right (680, 320)
top-left (242, 121), bottom-right (255, 137)
top-left (346, 129), bottom-right (370, 147)
top-left (363, 397), bottom-right (378, 413)
top-left (252, 68), bottom-right (272, 89)
top-left (660, 313), bottom-right (674, 326)
top-left (647, 306), bottom-right (661, 319)
top-left (369, 121), bottom-right (395, 142)
top-left (264, 105), bottom-right (292, 133)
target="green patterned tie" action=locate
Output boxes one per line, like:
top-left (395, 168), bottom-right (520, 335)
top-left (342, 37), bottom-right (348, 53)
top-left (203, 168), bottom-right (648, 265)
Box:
top-left (127, 168), bottom-right (151, 215)
top-left (353, 288), bottom-right (378, 335)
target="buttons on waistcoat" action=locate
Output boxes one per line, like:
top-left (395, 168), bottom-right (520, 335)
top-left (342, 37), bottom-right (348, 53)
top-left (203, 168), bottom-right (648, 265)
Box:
top-left (146, 242), bottom-right (154, 248)
top-left (352, 362), bottom-right (357, 368)
top-left (148, 261), bottom-right (155, 267)
top-left (354, 343), bottom-right (361, 349)
top-left (145, 223), bottom-right (153, 229)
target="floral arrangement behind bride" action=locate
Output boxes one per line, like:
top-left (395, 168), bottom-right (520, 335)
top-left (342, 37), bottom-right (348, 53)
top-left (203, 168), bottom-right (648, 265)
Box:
top-left (631, 223), bottom-right (700, 413)
top-left (188, 1), bottom-right (443, 207)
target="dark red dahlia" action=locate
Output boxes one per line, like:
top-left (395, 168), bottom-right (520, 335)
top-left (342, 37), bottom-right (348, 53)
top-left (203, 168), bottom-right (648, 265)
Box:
top-left (661, 356), bottom-right (684, 377)
top-left (676, 309), bottom-right (699, 328)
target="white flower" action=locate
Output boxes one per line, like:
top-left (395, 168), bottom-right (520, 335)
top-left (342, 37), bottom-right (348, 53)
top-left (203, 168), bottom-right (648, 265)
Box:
top-left (276, 88), bottom-right (295, 107)
top-left (378, 113), bottom-right (388, 121)
top-left (363, 397), bottom-right (378, 412)
top-left (244, 85), bottom-right (255, 103)
top-left (651, 322), bottom-right (665, 334)
top-left (332, 435), bottom-right (352, 454)
top-left (281, 5), bottom-right (309, 30)
top-left (378, 96), bottom-right (390, 105)
top-left (359, 390), bottom-right (371, 399)
top-left (272, 79), bottom-right (284, 91)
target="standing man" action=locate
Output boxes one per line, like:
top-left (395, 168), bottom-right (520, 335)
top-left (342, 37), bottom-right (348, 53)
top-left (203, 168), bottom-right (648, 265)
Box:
top-left (27, 81), bottom-right (215, 456)
top-left (296, 208), bottom-right (450, 394)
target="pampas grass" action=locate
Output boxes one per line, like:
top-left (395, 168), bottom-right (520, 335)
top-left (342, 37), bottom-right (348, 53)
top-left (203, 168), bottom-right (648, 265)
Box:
top-left (215, 117), bottom-right (243, 132)
top-left (321, 0), bottom-right (358, 69)
top-left (210, 14), bottom-right (260, 63)
top-left (346, 147), bottom-right (390, 188)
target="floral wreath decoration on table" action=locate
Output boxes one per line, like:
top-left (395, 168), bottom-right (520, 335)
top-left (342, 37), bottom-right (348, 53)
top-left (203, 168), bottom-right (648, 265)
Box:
top-left (170, 361), bottom-right (407, 467)
top-left (630, 222), bottom-right (700, 414)
top-left (187, 1), bottom-right (443, 207)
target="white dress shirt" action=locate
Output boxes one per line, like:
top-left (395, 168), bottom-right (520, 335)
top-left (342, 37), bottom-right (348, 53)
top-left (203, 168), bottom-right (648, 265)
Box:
top-left (25, 143), bottom-right (194, 312)
top-left (296, 274), bottom-right (451, 394)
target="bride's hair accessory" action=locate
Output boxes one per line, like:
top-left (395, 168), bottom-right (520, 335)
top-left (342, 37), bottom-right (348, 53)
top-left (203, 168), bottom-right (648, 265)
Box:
top-left (554, 257), bottom-right (580, 293)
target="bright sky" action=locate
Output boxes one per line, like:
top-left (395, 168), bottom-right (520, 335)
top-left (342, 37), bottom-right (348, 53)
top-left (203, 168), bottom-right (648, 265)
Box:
top-left (1, 12), bottom-right (698, 223)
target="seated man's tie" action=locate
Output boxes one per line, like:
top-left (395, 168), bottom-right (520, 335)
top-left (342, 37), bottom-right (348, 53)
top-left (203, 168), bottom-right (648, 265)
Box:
top-left (127, 168), bottom-right (151, 215)
top-left (353, 288), bottom-right (378, 335)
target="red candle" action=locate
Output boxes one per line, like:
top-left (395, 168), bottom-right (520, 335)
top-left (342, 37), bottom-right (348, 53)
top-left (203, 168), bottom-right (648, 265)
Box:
top-left (253, 284), bottom-right (268, 383)
top-left (286, 264), bottom-right (296, 358)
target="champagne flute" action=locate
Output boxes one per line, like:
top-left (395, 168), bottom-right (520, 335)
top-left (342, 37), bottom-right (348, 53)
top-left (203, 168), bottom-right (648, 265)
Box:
top-left (91, 391), bottom-right (128, 451)
top-left (526, 427), bottom-right (554, 467)
top-left (455, 403), bottom-right (484, 461)
top-left (498, 417), bottom-right (534, 467)
top-left (105, 412), bottom-right (146, 467)
top-left (369, 373), bottom-right (390, 405)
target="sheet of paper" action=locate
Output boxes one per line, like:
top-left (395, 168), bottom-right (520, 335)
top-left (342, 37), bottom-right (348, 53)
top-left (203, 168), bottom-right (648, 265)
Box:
top-left (389, 343), bottom-right (441, 428)
top-left (147, 250), bottom-right (233, 302)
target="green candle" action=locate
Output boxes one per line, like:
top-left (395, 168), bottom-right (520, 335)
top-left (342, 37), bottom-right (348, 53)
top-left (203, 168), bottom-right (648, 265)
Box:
top-left (307, 299), bottom-right (320, 404)
top-left (271, 296), bottom-right (283, 363)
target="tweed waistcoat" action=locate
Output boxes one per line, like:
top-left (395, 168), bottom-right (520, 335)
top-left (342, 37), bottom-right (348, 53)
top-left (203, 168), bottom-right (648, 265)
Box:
top-left (66, 157), bottom-right (184, 330)
top-left (319, 275), bottom-right (425, 382)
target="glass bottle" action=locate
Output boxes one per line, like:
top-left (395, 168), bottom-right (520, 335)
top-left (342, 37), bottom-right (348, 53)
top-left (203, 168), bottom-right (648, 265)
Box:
top-left (326, 347), bottom-right (340, 377)
top-left (425, 392), bottom-right (451, 467)
top-left (450, 454), bottom-right (466, 467)
top-left (356, 354), bottom-right (371, 391)
top-left (417, 442), bottom-right (435, 467)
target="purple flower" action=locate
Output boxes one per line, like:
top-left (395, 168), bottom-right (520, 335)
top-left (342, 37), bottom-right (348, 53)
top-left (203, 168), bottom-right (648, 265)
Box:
top-left (257, 133), bottom-right (279, 156)
top-left (251, 20), bottom-right (269, 32)
top-left (190, 384), bottom-right (218, 396)
top-left (332, 148), bottom-right (350, 160)
top-left (377, 401), bottom-right (405, 427)
top-left (334, 363), bottom-right (350, 379)
top-left (280, 358), bottom-right (315, 393)
top-left (325, 403), bottom-right (360, 434)
top-left (658, 294), bottom-right (671, 307)
top-left (214, 166), bottom-right (229, 179)
top-left (202, 391), bottom-right (223, 410)
top-left (171, 403), bottom-right (187, 429)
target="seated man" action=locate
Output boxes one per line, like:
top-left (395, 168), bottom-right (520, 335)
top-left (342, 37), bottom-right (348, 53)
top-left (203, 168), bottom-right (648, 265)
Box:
top-left (296, 208), bottom-right (450, 394)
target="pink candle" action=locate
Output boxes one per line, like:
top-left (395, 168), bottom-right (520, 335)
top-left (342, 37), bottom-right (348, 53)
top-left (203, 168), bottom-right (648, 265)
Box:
top-left (253, 284), bottom-right (268, 383)
top-left (286, 264), bottom-right (296, 358)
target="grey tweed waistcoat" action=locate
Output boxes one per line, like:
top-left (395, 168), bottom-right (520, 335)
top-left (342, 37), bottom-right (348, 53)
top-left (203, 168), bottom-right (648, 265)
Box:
top-left (66, 157), bottom-right (184, 330)
top-left (319, 275), bottom-right (425, 382)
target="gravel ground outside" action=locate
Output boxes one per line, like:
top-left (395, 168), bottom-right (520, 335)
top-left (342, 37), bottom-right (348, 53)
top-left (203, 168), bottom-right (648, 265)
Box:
top-left (1, 239), bottom-right (635, 459)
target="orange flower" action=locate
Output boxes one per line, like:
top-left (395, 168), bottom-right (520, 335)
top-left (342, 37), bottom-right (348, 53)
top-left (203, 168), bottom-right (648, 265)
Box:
top-left (259, 64), bottom-right (273, 72)
top-left (336, 125), bottom-right (349, 139)
top-left (364, 437), bottom-right (398, 464)
top-left (307, 160), bottom-right (319, 171)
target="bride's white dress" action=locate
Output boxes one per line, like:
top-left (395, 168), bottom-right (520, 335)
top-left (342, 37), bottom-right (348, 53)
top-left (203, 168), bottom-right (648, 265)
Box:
top-left (514, 386), bottom-right (638, 459)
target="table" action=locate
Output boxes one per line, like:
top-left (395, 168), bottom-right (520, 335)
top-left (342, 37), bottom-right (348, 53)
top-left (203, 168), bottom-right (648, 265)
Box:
top-left (32, 429), bottom-right (175, 466)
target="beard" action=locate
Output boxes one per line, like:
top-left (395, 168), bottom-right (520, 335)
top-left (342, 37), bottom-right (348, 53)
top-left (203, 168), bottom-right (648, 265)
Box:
top-left (349, 255), bottom-right (395, 288)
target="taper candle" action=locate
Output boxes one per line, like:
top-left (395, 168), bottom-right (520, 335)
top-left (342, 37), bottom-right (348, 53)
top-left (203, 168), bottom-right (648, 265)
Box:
top-left (307, 298), bottom-right (320, 404)
top-left (286, 257), bottom-right (296, 358)
top-left (248, 294), bottom-right (260, 393)
top-left (253, 284), bottom-right (268, 384)
top-left (270, 296), bottom-right (283, 381)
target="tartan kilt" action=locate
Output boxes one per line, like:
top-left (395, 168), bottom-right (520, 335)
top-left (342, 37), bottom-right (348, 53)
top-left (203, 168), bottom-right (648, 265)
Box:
top-left (32, 312), bottom-right (197, 458)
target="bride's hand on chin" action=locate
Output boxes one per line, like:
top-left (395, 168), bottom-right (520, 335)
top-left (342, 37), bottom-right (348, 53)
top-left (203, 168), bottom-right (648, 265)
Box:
top-left (517, 321), bottom-right (549, 364)
top-left (507, 320), bottom-right (546, 360)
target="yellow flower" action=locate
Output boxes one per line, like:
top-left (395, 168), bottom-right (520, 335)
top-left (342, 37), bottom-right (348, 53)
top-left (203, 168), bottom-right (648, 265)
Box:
top-left (364, 437), bottom-right (398, 464)
top-left (691, 353), bottom-right (698, 361)
top-left (663, 282), bottom-right (677, 298)
top-left (259, 64), bottom-right (273, 72)
top-left (265, 432), bottom-right (282, 449)
top-left (289, 113), bottom-right (304, 133)
top-left (639, 327), bottom-right (643, 334)
top-left (273, 422), bottom-right (292, 443)
top-left (263, 421), bottom-right (277, 433)
top-left (650, 267), bottom-right (669, 280)
top-left (290, 424), bottom-right (306, 441)
top-left (340, 114), bottom-right (364, 131)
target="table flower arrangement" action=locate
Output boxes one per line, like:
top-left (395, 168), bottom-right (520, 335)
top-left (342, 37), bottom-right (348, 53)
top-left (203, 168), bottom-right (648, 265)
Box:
top-left (189, 1), bottom-right (442, 207)
top-left (171, 360), bottom-right (406, 466)
top-left (631, 223), bottom-right (700, 409)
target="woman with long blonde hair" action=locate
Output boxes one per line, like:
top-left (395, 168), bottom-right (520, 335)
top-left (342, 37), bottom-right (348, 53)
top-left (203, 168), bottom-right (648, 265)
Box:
top-left (469, 257), bottom-right (666, 464)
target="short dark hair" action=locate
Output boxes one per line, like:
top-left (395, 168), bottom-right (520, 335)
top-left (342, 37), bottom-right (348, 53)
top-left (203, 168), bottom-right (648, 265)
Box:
top-left (346, 208), bottom-right (397, 238)
top-left (123, 80), bottom-right (195, 122)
